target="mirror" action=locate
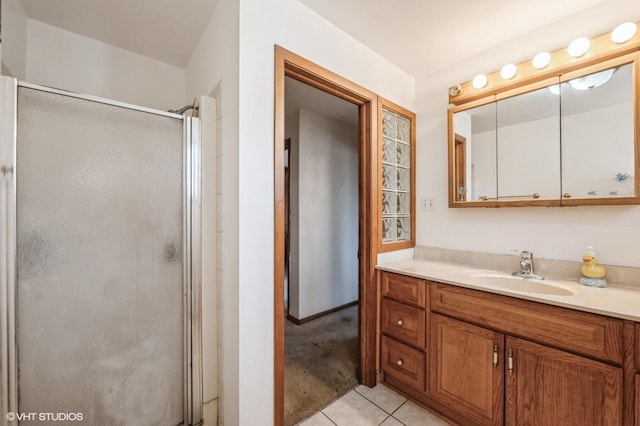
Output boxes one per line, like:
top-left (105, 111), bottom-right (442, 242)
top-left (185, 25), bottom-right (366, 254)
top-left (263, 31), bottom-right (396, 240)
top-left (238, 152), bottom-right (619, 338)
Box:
top-left (451, 102), bottom-right (496, 202)
top-left (561, 62), bottom-right (635, 200)
top-left (449, 54), bottom-right (639, 207)
top-left (497, 83), bottom-right (560, 201)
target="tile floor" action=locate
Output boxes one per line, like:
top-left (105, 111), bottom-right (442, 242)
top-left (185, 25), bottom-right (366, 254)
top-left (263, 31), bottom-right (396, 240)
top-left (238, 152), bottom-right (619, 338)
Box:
top-left (297, 383), bottom-right (451, 426)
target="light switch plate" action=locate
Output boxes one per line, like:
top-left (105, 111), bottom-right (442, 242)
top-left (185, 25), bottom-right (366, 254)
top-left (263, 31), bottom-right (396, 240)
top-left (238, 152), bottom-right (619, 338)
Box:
top-left (421, 197), bottom-right (435, 212)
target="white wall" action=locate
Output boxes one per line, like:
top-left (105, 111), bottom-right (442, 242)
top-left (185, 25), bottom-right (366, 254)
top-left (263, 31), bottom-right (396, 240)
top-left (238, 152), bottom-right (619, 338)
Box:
top-left (25, 19), bottom-right (185, 111)
top-left (232, 0), bottom-right (414, 423)
top-left (415, 0), bottom-right (640, 268)
top-left (184, 0), bottom-right (239, 424)
top-left (199, 94), bottom-right (218, 424)
top-left (1, 0), bottom-right (28, 79)
top-left (4, 3), bottom-right (415, 421)
top-left (287, 109), bottom-right (358, 320)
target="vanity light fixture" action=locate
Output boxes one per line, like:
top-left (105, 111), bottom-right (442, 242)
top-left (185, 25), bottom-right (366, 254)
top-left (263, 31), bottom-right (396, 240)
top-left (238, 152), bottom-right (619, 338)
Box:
top-left (611, 22), bottom-right (637, 43)
top-left (450, 19), bottom-right (640, 103)
top-left (568, 37), bottom-right (591, 57)
top-left (500, 64), bottom-right (517, 79)
top-left (532, 52), bottom-right (551, 69)
top-left (472, 74), bottom-right (488, 89)
top-left (449, 84), bottom-right (463, 97)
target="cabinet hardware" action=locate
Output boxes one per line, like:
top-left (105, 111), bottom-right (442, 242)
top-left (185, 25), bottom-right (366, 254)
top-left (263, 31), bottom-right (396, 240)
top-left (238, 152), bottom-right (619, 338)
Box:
top-left (396, 359), bottom-right (403, 366)
top-left (397, 319), bottom-right (403, 326)
top-left (493, 344), bottom-right (498, 368)
top-left (508, 349), bottom-right (514, 374)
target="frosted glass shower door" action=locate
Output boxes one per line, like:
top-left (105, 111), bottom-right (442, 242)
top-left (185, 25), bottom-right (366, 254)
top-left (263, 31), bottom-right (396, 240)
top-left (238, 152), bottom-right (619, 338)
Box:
top-left (12, 86), bottom-right (195, 425)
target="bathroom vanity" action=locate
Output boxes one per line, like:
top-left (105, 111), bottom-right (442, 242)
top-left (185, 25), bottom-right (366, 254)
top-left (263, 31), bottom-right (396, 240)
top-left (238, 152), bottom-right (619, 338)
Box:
top-left (376, 259), bottom-right (640, 425)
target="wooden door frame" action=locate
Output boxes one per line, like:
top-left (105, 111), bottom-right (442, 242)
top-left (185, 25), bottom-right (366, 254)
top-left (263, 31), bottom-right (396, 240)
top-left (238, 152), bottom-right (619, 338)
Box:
top-left (274, 45), bottom-right (379, 425)
top-left (454, 133), bottom-right (466, 201)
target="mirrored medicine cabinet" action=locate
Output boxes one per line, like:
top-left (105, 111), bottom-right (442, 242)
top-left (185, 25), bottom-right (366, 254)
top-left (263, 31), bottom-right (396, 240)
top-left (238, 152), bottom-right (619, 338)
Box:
top-left (448, 52), bottom-right (640, 208)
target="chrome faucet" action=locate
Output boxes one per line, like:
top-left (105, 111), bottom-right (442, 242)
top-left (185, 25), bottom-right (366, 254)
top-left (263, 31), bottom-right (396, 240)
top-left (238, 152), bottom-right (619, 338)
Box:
top-left (512, 251), bottom-right (544, 280)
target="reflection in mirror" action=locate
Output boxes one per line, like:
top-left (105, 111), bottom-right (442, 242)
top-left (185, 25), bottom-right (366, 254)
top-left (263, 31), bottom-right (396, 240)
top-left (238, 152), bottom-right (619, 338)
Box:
top-left (561, 62), bottom-right (635, 199)
top-left (453, 103), bottom-right (497, 201)
top-left (496, 85), bottom-right (560, 200)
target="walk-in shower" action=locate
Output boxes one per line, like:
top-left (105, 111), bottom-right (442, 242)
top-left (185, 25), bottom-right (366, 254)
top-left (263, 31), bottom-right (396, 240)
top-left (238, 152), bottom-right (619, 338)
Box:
top-left (0, 77), bottom-right (203, 425)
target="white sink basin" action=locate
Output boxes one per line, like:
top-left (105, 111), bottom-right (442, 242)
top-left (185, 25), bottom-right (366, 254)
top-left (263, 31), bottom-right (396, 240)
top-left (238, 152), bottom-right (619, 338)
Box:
top-left (466, 273), bottom-right (574, 296)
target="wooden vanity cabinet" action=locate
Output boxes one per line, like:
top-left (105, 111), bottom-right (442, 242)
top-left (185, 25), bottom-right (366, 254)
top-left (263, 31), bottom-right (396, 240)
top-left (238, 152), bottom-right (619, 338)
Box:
top-left (380, 272), bottom-right (427, 392)
top-left (636, 323), bottom-right (640, 370)
top-left (430, 282), bottom-right (623, 425)
top-left (505, 336), bottom-right (622, 425)
top-left (379, 271), bottom-right (629, 425)
top-left (636, 375), bottom-right (640, 424)
top-left (430, 314), bottom-right (622, 426)
top-left (636, 324), bottom-right (640, 424)
top-left (430, 314), bottom-right (504, 425)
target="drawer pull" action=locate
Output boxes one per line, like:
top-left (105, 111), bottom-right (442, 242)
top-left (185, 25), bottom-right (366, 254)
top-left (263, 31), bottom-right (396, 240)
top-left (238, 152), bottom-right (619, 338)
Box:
top-left (396, 359), bottom-right (404, 366)
top-left (397, 319), bottom-right (404, 326)
top-left (492, 344), bottom-right (498, 368)
top-left (508, 349), bottom-right (514, 374)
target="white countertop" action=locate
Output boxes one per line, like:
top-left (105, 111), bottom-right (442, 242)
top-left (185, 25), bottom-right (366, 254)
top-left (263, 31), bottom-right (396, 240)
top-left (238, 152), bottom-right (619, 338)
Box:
top-left (377, 258), bottom-right (640, 322)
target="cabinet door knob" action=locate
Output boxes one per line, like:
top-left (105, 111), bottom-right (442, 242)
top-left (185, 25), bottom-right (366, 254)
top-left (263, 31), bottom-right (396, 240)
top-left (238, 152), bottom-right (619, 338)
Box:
top-left (508, 349), bottom-right (514, 374)
top-left (492, 344), bottom-right (498, 368)
top-left (396, 359), bottom-right (404, 366)
top-left (397, 319), bottom-right (403, 326)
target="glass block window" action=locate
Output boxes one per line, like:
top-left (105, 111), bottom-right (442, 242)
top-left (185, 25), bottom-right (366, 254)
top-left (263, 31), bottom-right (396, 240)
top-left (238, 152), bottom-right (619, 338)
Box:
top-left (381, 107), bottom-right (413, 244)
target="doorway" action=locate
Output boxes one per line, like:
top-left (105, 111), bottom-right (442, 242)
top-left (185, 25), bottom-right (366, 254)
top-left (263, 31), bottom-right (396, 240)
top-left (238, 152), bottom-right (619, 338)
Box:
top-left (274, 47), bottom-right (379, 425)
top-left (454, 133), bottom-right (467, 201)
top-left (283, 77), bottom-right (360, 424)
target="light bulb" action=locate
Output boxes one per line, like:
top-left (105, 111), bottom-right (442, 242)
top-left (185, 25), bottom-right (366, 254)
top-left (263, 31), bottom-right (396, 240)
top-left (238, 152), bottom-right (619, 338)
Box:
top-left (611, 22), bottom-right (637, 43)
top-left (532, 52), bottom-right (551, 69)
top-left (568, 38), bottom-right (590, 57)
top-left (472, 74), bottom-right (488, 89)
top-left (500, 64), bottom-right (517, 80)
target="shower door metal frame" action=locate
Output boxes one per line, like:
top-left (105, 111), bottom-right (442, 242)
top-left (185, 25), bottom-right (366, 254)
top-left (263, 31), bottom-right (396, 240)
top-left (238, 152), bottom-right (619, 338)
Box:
top-left (0, 77), bottom-right (203, 426)
top-left (1, 77), bottom-right (18, 426)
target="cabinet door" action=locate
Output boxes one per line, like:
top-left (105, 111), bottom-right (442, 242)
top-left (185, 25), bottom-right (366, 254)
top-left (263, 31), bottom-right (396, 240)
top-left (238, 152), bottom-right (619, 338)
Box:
top-left (506, 337), bottom-right (622, 425)
top-left (430, 314), bottom-right (504, 426)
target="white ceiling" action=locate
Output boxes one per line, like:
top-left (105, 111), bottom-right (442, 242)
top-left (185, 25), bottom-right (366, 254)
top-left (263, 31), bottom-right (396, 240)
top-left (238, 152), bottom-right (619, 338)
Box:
top-left (18, 0), bottom-right (219, 67)
top-left (17, 0), bottom-right (640, 78)
top-left (15, 0), bottom-right (640, 122)
top-left (298, 0), bottom-right (621, 77)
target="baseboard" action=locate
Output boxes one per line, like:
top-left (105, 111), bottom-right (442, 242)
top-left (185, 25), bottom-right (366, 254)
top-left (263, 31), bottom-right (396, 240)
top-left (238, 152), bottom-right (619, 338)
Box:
top-left (287, 300), bottom-right (358, 325)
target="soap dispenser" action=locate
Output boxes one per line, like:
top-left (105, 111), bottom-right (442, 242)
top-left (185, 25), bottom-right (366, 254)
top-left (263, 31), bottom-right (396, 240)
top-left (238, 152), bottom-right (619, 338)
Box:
top-left (579, 246), bottom-right (607, 288)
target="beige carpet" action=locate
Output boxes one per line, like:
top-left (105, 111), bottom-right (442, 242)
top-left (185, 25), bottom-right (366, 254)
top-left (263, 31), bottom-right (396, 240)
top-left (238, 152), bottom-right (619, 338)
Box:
top-left (284, 305), bottom-right (359, 425)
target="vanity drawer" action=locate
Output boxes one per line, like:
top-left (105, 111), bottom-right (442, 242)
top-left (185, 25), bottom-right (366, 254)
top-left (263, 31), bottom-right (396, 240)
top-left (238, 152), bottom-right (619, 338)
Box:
top-left (381, 335), bottom-right (426, 391)
top-left (381, 272), bottom-right (426, 308)
top-left (431, 283), bottom-right (623, 364)
top-left (636, 323), bottom-right (640, 371)
top-left (381, 298), bottom-right (426, 349)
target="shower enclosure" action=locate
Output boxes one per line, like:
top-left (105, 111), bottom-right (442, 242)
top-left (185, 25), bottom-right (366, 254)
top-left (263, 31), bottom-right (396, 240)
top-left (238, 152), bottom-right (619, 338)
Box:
top-left (0, 77), bottom-right (203, 425)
